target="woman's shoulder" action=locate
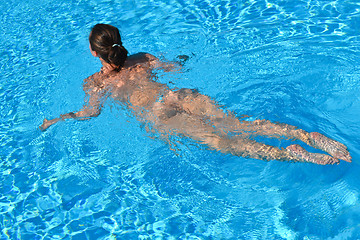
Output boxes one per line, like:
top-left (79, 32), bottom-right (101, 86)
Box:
top-left (129, 52), bottom-right (156, 59)
top-left (83, 72), bottom-right (102, 91)
top-left (125, 52), bottom-right (158, 66)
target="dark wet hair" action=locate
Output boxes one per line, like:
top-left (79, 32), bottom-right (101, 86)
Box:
top-left (89, 24), bottom-right (128, 71)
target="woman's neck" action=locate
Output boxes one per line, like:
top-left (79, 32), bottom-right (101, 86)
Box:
top-left (100, 58), bottom-right (116, 74)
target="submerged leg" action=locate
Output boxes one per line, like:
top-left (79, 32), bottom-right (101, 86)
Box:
top-left (178, 92), bottom-right (312, 142)
top-left (217, 137), bottom-right (339, 165)
top-left (287, 144), bottom-right (339, 165)
top-left (149, 93), bottom-right (351, 164)
top-left (180, 94), bottom-right (352, 162)
top-left (308, 132), bottom-right (351, 162)
top-left (224, 119), bottom-right (351, 162)
top-left (153, 111), bottom-right (338, 164)
top-left (239, 119), bottom-right (310, 142)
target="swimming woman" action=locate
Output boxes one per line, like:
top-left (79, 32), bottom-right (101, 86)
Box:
top-left (40, 24), bottom-right (352, 165)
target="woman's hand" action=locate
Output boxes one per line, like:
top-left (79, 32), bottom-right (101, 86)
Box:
top-left (39, 118), bottom-right (61, 131)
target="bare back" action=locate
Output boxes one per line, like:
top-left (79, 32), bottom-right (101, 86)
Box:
top-left (85, 53), bottom-right (171, 113)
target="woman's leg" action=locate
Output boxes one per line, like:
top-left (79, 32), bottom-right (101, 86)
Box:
top-left (180, 93), bottom-right (307, 139)
top-left (153, 110), bottom-right (339, 165)
top-left (225, 119), bottom-right (351, 162)
top-left (178, 92), bottom-right (351, 162)
top-left (221, 137), bottom-right (339, 165)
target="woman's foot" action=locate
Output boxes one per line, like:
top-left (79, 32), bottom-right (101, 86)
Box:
top-left (309, 132), bottom-right (352, 162)
top-left (287, 144), bottom-right (339, 165)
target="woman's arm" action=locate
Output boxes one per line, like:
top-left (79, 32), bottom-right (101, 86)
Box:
top-left (39, 77), bottom-right (103, 131)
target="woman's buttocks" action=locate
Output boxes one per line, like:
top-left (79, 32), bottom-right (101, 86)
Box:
top-left (128, 82), bottom-right (168, 108)
top-left (161, 88), bottom-right (199, 105)
top-left (151, 88), bottom-right (200, 120)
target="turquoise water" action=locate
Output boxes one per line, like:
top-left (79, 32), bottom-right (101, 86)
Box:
top-left (1, 0), bottom-right (360, 239)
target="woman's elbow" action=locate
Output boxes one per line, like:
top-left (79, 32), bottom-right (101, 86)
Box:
top-left (89, 110), bottom-right (101, 117)
top-left (76, 109), bottom-right (101, 119)
top-left (86, 108), bottom-right (101, 118)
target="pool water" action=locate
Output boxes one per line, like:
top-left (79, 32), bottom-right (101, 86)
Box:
top-left (1, 0), bottom-right (360, 239)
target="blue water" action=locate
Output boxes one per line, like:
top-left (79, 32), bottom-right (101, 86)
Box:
top-left (1, 0), bottom-right (360, 239)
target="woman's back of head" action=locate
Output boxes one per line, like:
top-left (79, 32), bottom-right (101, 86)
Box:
top-left (89, 24), bottom-right (128, 71)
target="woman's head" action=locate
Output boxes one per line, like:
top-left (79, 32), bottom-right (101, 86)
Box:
top-left (89, 24), bottom-right (128, 71)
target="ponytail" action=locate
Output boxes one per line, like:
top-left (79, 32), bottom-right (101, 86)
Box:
top-left (89, 24), bottom-right (128, 71)
top-left (108, 44), bottom-right (128, 71)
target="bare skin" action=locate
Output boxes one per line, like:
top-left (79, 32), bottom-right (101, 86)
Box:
top-left (40, 52), bottom-right (352, 165)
